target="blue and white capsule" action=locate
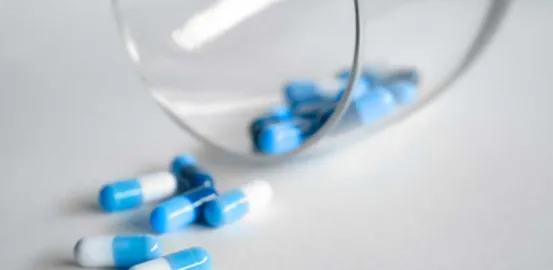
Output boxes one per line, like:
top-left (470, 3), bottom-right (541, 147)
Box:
top-left (150, 186), bottom-right (218, 233)
top-left (99, 172), bottom-right (180, 212)
top-left (74, 235), bottom-right (162, 268)
top-left (203, 180), bottom-right (273, 228)
top-left (171, 154), bottom-right (215, 190)
top-left (130, 247), bottom-right (212, 270)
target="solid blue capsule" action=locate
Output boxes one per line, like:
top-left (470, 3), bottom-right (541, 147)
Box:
top-left (249, 105), bottom-right (293, 139)
top-left (255, 121), bottom-right (304, 155)
top-left (171, 154), bottom-right (215, 190)
top-left (150, 186), bottom-right (218, 233)
top-left (99, 172), bottom-right (180, 212)
top-left (284, 79), bottom-right (324, 108)
top-left (130, 247), bottom-right (212, 270)
top-left (352, 86), bottom-right (396, 124)
top-left (385, 69), bottom-right (419, 105)
top-left (74, 235), bottom-right (162, 268)
top-left (203, 180), bottom-right (273, 228)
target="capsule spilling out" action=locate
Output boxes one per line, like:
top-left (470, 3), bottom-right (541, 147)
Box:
top-left (171, 154), bottom-right (215, 190)
top-left (74, 235), bottom-right (162, 268)
top-left (130, 247), bottom-right (212, 270)
top-left (98, 172), bottom-right (180, 212)
top-left (203, 180), bottom-right (273, 228)
top-left (150, 186), bottom-right (218, 233)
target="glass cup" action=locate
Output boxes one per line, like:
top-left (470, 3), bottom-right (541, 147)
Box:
top-left (112, 0), bottom-right (511, 161)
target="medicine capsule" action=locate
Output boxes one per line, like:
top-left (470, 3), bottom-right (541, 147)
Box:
top-left (249, 105), bottom-right (292, 139)
top-left (335, 76), bottom-right (370, 102)
top-left (130, 247), bottom-right (212, 270)
top-left (150, 186), bottom-right (218, 233)
top-left (203, 180), bottom-right (273, 227)
top-left (171, 154), bottom-right (215, 190)
top-left (74, 235), bottom-right (162, 268)
top-left (353, 86), bottom-right (396, 124)
top-left (255, 121), bottom-right (303, 154)
top-left (284, 79), bottom-right (324, 108)
top-left (99, 172), bottom-right (180, 212)
top-left (385, 69), bottom-right (419, 105)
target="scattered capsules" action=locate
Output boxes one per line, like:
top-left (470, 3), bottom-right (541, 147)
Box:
top-left (130, 247), bottom-right (212, 270)
top-left (203, 180), bottom-right (273, 228)
top-left (74, 235), bottom-right (162, 268)
top-left (150, 186), bottom-right (218, 233)
top-left (171, 154), bottom-right (215, 190)
top-left (98, 172), bottom-right (181, 213)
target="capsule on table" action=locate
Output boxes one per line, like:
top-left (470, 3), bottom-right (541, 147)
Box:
top-left (130, 247), bottom-right (212, 270)
top-left (74, 235), bottom-right (162, 268)
top-left (203, 180), bottom-right (273, 228)
top-left (352, 86), bottom-right (396, 124)
top-left (99, 172), bottom-right (180, 212)
top-left (171, 154), bottom-right (215, 190)
top-left (150, 186), bottom-right (218, 233)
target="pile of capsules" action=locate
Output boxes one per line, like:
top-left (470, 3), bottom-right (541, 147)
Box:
top-left (251, 67), bottom-right (419, 155)
top-left (73, 153), bottom-right (272, 270)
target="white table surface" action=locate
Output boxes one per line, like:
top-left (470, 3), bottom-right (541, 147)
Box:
top-left (1, 1), bottom-right (552, 269)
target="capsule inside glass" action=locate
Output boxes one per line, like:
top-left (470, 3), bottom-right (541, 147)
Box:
top-left (112, 0), bottom-right (510, 161)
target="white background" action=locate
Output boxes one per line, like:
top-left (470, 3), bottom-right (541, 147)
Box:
top-left (1, 0), bottom-right (552, 269)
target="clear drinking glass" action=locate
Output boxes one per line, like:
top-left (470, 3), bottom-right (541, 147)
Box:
top-left (112, 0), bottom-right (511, 161)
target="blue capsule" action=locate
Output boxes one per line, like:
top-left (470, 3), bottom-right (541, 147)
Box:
top-left (255, 121), bottom-right (304, 155)
top-left (99, 172), bottom-right (180, 212)
top-left (203, 180), bottom-right (272, 228)
top-left (352, 86), bottom-right (396, 124)
top-left (150, 186), bottom-right (218, 233)
top-left (74, 235), bottom-right (162, 268)
top-left (171, 154), bottom-right (215, 190)
top-left (130, 247), bottom-right (212, 270)
top-left (249, 105), bottom-right (293, 139)
top-left (284, 79), bottom-right (325, 108)
top-left (386, 80), bottom-right (417, 105)
top-left (385, 69), bottom-right (419, 105)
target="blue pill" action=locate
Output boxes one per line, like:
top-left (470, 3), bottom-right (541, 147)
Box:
top-left (292, 98), bottom-right (335, 120)
top-left (130, 247), bottom-right (212, 270)
top-left (249, 105), bottom-right (293, 139)
top-left (171, 154), bottom-right (215, 190)
top-left (337, 68), bottom-right (381, 88)
top-left (99, 172), bottom-right (180, 212)
top-left (335, 78), bottom-right (370, 102)
top-left (385, 69), bottom-right (419, 105)
top-left (203, 180), bottom-right (272, 228)
top-left (74, 235), bottom-right (162, 268)
top-left (150, 186), bottom-right (218, 233)
top-left (255, 121), bottom-right (303, 155)
top-left (386, 80), bottom-right (417, 105)
top-left (352, 86), bottom-right (396, 124)
top-left (284, 79), bottom-right (324, 108)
